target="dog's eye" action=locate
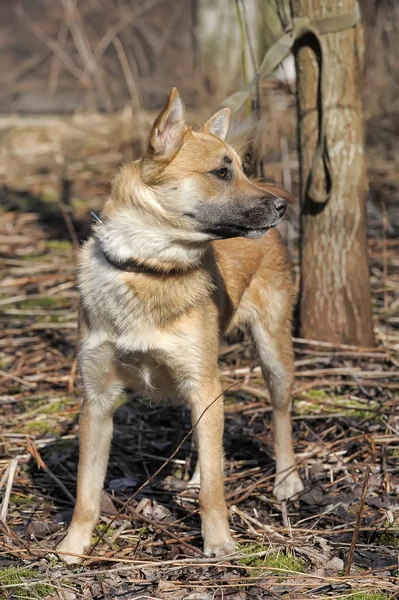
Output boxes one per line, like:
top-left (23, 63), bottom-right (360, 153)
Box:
top-left (214, 168), bottom-right (228, 179)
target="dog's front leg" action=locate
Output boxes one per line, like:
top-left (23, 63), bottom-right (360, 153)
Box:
top-left (190, 380), bottom-right (235, 556)
top-left (57, 343), bottom-right (122, 564)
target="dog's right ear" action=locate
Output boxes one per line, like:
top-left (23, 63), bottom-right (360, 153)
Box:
top-left (203, 108), bottom-right (231, 140)
top-left (148, 87), bottom-right (186, 160)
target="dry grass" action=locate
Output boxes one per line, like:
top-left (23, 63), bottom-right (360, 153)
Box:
top-left (0, 172), bottom-right (398, 598)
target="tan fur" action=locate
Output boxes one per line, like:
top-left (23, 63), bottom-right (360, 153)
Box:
top-left (57, 89), bottom-right (303, 564)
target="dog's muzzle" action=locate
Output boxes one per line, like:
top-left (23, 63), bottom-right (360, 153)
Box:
top-left (192, 195), bottom-right (288, 240)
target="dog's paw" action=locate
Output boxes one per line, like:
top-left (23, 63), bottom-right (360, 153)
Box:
top-left (204, 537), bottom-right (236, 557)
top-left (273, 472), bottom-right (304, 501)
top-left (57, 530), bottom-right (92, 565)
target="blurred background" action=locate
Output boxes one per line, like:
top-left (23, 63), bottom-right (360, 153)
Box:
top-left (0, 0), bottom-right (398, 232)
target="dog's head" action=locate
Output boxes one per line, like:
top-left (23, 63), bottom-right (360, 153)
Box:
top-left (138, 88), bottom-right (290, 240)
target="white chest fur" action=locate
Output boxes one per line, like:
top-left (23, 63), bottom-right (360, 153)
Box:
top-left (78, 239), bottom-right (211, 400)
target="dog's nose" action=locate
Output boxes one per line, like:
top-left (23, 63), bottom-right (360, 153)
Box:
top-left (272, 197), bottom-right (287, 218)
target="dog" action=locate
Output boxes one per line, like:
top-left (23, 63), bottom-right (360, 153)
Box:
top-left (57, 88), bottom-right (303, 564)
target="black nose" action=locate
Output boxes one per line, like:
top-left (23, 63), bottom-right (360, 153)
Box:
top-left (272, 197), bottom-right (287, 218)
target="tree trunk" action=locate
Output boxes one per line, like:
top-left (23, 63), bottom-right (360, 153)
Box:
top-left (293, 0), bottom-right (375, 346)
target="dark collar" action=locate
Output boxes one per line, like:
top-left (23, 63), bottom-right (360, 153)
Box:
top-left (102, 248), bottom-right (199, 276)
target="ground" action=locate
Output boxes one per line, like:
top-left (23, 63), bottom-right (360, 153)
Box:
top-left (0, 115), bottom-right (398, 599)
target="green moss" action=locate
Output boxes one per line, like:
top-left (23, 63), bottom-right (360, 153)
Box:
top-left (41, 190), bottom-right (59, 203)
top-left (20, 253), bottom-right (53, 262)
top-left (238, 544), bottom-right (304, 577)
top-left (376, 518), bottom-right (399, 549)
top-left (24, 420), bottom-right (54, 436)
top-left (265, 552), bottom-right (304, 573)
top-left (302, 389), bottom-right (329, 400)
top-left (20, 296), bottom-right (70, 308)
top-left (114, 394), bottom-right (127, 410)
top-left (224, 395), bottom-right (237, 406)
top-left (41, 397), bottom-right (75, 414)
top-left (48, 554), bottom-right (58, 567)
top-left (97, 523), bottom-right (113, 532)
top-left (350, 592), bottom-right (388, 600)
top-left (295, 391), bottom-right (378, 420)
top-left (48, 314), bottom-right (63, 322)
top-left (172, 466), bottom-right (184, 479)
top-left (10, 493), bottom-right (35, 506)
top-left (45, 239), bottom-right (73, 251)
top-left (71, 197), bottom-right (87, 211)
top-left (92, 523), bottom-right (120, 549)
top-left (377, 532), bottom-right (399, 549)
top-left (0, 567), bottom-right (53, 598)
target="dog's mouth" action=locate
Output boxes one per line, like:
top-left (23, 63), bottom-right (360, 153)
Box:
top-left (201, 213), bottom-right (286, 240)
top-left (204, 223), bottom-right (272, 239)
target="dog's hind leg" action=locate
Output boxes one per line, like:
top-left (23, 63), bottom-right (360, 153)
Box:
top-left (57, 342), bottom-right (123, 564)
top-left (246, 283), bottom-right (303, 501)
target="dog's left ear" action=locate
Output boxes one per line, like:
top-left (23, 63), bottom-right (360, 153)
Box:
top-left (203, 108), bottom-right (231, 141)
top-left (149, 87), bottom-right (186, 159)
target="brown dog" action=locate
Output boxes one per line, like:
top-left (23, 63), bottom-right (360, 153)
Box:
top-left (57, 88), bottom-right (303, 563)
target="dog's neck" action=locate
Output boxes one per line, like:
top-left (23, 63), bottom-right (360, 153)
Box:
top-left (100, 242), bottom-right (205, 275)
top-left (94, 173), bottom-right (211, 273)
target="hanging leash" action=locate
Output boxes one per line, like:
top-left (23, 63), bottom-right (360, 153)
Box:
top-left (219, 3), bottom-right (361, 207)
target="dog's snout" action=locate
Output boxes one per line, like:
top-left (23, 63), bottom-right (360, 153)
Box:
top-left (272, 197), bottom-right (287, 218)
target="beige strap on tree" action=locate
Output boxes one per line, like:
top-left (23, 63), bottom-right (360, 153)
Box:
top-left (220, 3), bottom-right (361, 205)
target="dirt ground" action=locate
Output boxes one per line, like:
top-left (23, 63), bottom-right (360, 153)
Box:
top-left (0, 104), bottom-right (399, 599)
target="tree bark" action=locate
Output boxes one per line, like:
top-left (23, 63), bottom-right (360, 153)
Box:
top-left (293, 0), bottom-right (375, 346)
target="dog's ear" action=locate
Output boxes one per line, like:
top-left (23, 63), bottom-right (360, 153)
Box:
top-left (203, 108), bottom-right (231, 141)
top-left (148, 87), bottom-right (186, 159)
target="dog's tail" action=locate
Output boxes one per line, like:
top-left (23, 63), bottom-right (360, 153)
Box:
top-left (227, 117), bottom-right (296, 205)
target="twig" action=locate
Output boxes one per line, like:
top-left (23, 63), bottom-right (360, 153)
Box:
top-left (112, 37), bottom-right (141, 111)
top-left (293, 337), bottom-right (383, 352)
top-left (90, 0), bottom-right (169, 68)
top-left (48, 15), bottom-right (69, 94)
top-left (26, 437), bottom-right (76, 505)
top-left (0, 466), bottom-right (10, 492)
top-left (234, 0), bottom-right (251, 117)
top-left (0, 459), bottom-right (18, 522)
top-left (0, 369), bottom-right (37, 389)
top-left (280, 137), bottom-right (292, 193)
top-left (112, 36), bottom-right (146, 153)
top-left (280, 501), bottom-right (289, 529)
top-left (382, 199), bottom-right (388, 311)
top-left (241, 0), bottom-right (260, 118)
top-left (344, 361), bottom-right (372, 396)
top-left (58, 202), bottom-right (79, 257)
top-left (1, 51), bottom-right (51, 100)
top-left (15, 4), bottom-right (83, 80)
top-left (68, 357), bottom-right (78, 394)
top-left (133, 510), bottom-right (202, 557)
top-left (344, 466), bottom-right (370, 575)
top-left (60, 0), bottom-right (113, 111)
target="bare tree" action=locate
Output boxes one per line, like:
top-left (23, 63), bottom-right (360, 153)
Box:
top-left (293, 0), bottom-right (375, 346)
